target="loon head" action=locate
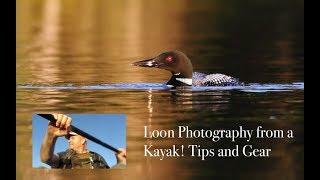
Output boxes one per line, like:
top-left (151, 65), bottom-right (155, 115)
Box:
top-left (132, 50), bottom-right (193, 86)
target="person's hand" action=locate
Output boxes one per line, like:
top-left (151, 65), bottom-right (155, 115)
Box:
top-left (47, 114), bottom-right (72, 137)
top-left (116, 148), bottom-right (126, 165)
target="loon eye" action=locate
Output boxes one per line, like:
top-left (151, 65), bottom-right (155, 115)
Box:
top-left (165, 56), bottom-right (173, 62)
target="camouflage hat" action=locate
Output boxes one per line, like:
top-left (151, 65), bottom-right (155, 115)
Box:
top-left (69, 131), bottom-right (78, 136)
top-left (65, 131), bottom-right (79, 139)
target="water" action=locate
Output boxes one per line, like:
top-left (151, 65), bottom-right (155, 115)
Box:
top-left (17, 82), bottom-right (304, 92)
top-left (16, 0), bottom-right (303, 179)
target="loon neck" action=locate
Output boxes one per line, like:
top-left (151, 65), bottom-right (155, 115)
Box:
top-left (166, 73), bottom-right (193, 86)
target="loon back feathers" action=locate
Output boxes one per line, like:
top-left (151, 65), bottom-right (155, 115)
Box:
top-left (192, 72), bottom-right (243, 86)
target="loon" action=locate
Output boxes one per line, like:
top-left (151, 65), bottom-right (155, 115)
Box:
top-left (132, 50), bottom-right (244, 87)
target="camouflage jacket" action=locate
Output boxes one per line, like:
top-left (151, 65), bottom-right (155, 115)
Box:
top-left (53, 149), bottom-right (110, 169)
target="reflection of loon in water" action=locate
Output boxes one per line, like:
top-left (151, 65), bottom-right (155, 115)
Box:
top-left (132, 50), bottom-right (244, 87)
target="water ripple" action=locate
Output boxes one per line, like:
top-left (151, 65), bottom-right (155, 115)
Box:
top-left (17, 82), bottom-right (304, 92)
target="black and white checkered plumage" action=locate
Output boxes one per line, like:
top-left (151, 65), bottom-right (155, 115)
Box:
top-left (193, 72), bottom-right (243, 86)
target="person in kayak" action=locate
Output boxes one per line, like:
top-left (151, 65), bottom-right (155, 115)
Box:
top-left (40, 113), bottom-right (126, 169)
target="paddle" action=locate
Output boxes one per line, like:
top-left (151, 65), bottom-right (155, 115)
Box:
top-left (37, 114), bottom-right (120, 153)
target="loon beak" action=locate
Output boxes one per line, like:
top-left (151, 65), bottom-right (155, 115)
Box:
top-left (132, 58), bottom-right (160, 68)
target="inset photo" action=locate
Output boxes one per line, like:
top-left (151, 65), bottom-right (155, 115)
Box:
top-left (32, 113), bottom-right (126, 169)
